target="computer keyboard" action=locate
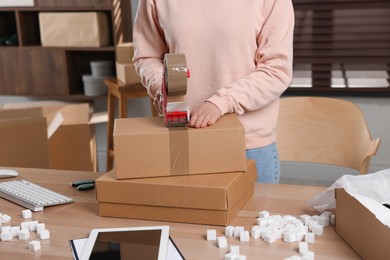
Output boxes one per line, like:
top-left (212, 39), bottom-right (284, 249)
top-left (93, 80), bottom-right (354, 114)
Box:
top-left (0, 179), bottom-right (74, 212)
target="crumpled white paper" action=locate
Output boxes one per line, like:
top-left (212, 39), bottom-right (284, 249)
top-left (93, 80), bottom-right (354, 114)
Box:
top-left (309, 168), bottom-right (390, 228)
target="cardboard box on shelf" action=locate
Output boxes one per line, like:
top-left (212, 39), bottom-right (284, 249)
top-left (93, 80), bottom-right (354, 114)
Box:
top-left (113, 114), bottom-right (247, 179)
top-left (0, 107), bottom-right (50, 168)
top-left (96, 160), bottom-right (257, 226)
top-left (116, 42), bottom-right (134, 64)
top-left (115, 62), bottom-right (141, 85)
top-left (39, 12), bottom-right (110, 47)
top-left (335, 188), bottom-right (390, 260)
top-left (2, 101), bottom-right (105, 172)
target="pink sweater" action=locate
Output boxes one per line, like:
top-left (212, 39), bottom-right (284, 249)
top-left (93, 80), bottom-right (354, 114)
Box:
top-left (133, 0), bottom-right (294, 149)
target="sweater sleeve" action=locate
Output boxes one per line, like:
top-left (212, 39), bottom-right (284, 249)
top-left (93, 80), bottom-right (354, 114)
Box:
top-left (133, 0), bottom-right (167, 97)
top-left (207, 0), bottom-right (295, 115)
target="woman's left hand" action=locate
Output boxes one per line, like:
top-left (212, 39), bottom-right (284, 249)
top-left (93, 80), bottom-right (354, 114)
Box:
top-left (189, 101), bottom-right (222, 128)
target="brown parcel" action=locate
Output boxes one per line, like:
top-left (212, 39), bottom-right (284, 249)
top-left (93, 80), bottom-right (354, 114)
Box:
top-left (39, 12), bottom-right (109, 47)
top-left (96, 160), bottom-right (257, 226)
top-left (116, 42), bottom-right (135, 64)
top-left (115, 62), bottom-right (141, 85)
top-left (2, 102), bottom-right (98, 172)
top-left (336, 188), bottom-right (390, 260)
top-left (0, 107), bottom-right (50, 168)
top-left (114, 114), bottom-right (247, 179)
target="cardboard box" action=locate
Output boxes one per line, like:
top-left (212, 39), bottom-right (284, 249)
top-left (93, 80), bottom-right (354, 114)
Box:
top-left (115, 62), bottom-right (141, 85)
top-left (335, 188), bottom-right (390, 260)
top-left (39, 12), bottom-right (110, 47)
top-left (96, 160), bottom-right (257, 226)
top-left (116, 42), bottom-right (134, 64)
top-left (0, 107), bottom-right (50, 168)
top-left (2, 102), bottom-right (102, 172)
top-left (114, 114), bottom-right (247, 179)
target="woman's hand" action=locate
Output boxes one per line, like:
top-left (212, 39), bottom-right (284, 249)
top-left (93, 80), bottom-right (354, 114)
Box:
top-left (189, 101), bottom-right (222, 128)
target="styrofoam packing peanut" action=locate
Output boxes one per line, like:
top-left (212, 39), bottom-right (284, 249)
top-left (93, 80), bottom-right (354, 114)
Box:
top-left (1, 231), bottom-right (12, 241)
top-left (29, 220), bottom-right (38, 232)
top-left (224, 253), bottom-right (236, 260)
top-left (318, 215), bottom-right (330, 227)
top-left (38, 229), bottom-right (50, 240)
top-left (305, 233), bottom-right (315, 244)
top-left (28, 240), bottom-right (41, 252)
top-left (18, 229), bottom-right (30, 240)
top-left (257, 217), bottom-right (268, 227)
top-left (300, 215), bottom-right (312, 226)
top-left (1, 214), bottom-right (11, 224)
top-left (206, 229), bottom-right (217, 241)
top-left (330, 214), bottom-right (336, 225)
top-left (230, 245), bottom-right (240, 255)
top-left (312, 224), bottom-right (323, 236)
top-left (22, 209), bottom-right (32, 219)
top-left (225, 226), bottom-right (234, 237)
top-left (283, 231), bottom-right (297, 243)
top-left (1, 226), bottom-right (11, 233)
top-left (239, 231), bottom-right (250, 242)
top-left (217, 236), bottom-right (228, 248)
top-left (307, 220), bottom-right (319, 232)
top-left (311, 215), bottom-right (320, 221)
top-left (302, 251), bottom-right (315, 260)
top-left (299, 241), bottom-right (309, 254)
top-left (37, 223), bottom-right (46, 234)
top-left (259, 210), bottom-right (270, 218)
top-left (233, 226), bottom-right (244, 237)
top-left (20, 221), bottom-right (30, 231)
top-left (263, 233), bottom-right (276, 244)
top-left (320, 211), bottom-right (332, 218)
top-left (11, 226), bottom-right (21, 237)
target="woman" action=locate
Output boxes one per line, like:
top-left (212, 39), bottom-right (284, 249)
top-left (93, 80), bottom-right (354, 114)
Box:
top-left (133, 0), bottom-right (294, 183)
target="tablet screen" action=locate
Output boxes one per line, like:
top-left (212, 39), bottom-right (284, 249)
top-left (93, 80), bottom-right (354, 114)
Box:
top-left (80, 226), bottom-right (170, 260)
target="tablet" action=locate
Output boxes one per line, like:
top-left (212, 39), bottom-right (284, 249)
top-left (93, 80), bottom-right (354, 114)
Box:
top-left (80, 226), bottom-right (170, 260)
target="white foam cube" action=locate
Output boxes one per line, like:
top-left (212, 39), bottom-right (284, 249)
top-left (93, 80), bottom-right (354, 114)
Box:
top-left (21, 221), bottom-right (30, 231)
top-left (28, 240), bottom-right (41, 252)
top-left (225, 226), bottom-right (234, 237)
top-left (29, 220), bottom-right (38, 231)
top-left (11, 226), bottom-right (21, 237)
top-left (233, 226), bottom-right (244, 237)
top-left (251, 227), bottom-right (261, 239)
top-left (22, 209), bottom-right (32, 219)
top-left (224, 253), bottom-right (236, 260)
top-left (305, 233), bottom-right (315, 244)
top-left (318, 215), bottom-right (330, 227)
top-left (300, 214), bottom-right (311, 225)
top-left (239, 231), bottom-right (250, 242)
top-left (18, 229), bottom-right (30, 240)
top-left (38, 229), bottom-right (50, 240)
top-left (257, 218), bottom-right (268, 227)
top-left (302, 251), bottom-right (315, 260)
top-left (259, 210), bottom-right (269, 218)
top-left (312, 224), bottom-right (324, 236)
top-left (1, 231), bottom-right (12, 241)
top-left (283, 231), bottom-right (297, 243)
top-left (1, 226), bottom-right (11, 233)
top-left (263, 233), bottom-right (276, 243)
top-left (217, 236), bottom-right (228, 248)
top-left (299, 241), bottom-right (309, 254)
top-left (37, 223), bottom-right (46, 234)
top-left (1, 214), bottom-right (11, 224)
top-left (230, 245), bottom-right (240, 254)
top-left (207, 229), bottom-right (217, 241)
top-left (330, 214), bottom-right (336, 225)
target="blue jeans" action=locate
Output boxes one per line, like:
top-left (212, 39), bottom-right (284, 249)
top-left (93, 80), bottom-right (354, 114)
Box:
top-left (246, 142), bottom-right (280, 183)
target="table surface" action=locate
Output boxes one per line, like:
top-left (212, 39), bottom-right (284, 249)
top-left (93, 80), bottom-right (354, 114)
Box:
top-left (0, 167), bottom-right (359, 260)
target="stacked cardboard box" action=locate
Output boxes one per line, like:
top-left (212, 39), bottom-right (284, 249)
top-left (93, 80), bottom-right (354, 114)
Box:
top-left (1, 101), bottom-right (105, 171)
top-left (115, 42), bottom-right (142, 84)
top-left (96, 114), bottom-right (255, 226)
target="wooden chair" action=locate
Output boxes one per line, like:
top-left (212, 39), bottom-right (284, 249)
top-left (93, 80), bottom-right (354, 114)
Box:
top-left (277, 96), bottom-right (381, 174)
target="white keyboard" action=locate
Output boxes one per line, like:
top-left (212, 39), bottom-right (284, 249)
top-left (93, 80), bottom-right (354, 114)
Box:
top-left (0, 180), bottom-right (74, 211)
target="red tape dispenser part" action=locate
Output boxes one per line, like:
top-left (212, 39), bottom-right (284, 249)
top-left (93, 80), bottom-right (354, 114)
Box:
top-left (162, 53), bottom-right (190, 127)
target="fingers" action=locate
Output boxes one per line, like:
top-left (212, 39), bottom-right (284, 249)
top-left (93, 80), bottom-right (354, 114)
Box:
top-left (189, 102), bottom-right (221, 128)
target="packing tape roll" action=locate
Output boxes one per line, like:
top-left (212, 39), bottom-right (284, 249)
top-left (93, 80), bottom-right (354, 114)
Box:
top-left (164, 53), bottom-right (188, 96)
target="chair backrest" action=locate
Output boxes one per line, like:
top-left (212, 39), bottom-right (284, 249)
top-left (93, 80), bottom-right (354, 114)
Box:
top-left (277, 96), bottom-right (381, 174)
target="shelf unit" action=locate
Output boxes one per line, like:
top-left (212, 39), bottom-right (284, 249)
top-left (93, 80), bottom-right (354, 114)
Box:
top-left (287, 0), bottom-right (390, 97)
top-left (0, 0), bottom-right (132, 97)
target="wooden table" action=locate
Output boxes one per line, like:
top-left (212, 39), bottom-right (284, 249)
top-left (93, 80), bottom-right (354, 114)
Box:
top-left (0, 167), bottom-right (359, 259)
top-left (104, 78), bottom-right (157, 171)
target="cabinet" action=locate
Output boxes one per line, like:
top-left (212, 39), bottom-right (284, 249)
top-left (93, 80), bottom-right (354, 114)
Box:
top-left (0, 0), bottom-right (132, 97)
